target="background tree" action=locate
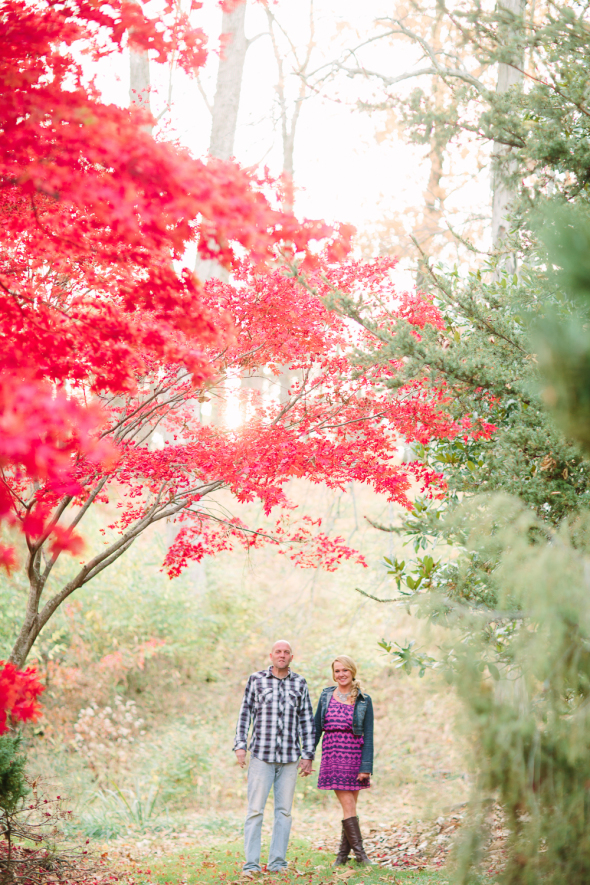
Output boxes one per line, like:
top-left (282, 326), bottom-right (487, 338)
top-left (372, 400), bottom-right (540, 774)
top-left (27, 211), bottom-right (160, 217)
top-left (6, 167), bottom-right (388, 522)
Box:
top-left (313, 1), bottom-right (590, 879)
top-left (306, 0), bottom-right (492, 270)
top-left (319, 0), bottom-right (590, 588)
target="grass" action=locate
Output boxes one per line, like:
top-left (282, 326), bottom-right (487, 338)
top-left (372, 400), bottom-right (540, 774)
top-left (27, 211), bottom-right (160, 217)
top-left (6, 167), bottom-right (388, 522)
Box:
top-left (128, 839), bottom-right (450, 885)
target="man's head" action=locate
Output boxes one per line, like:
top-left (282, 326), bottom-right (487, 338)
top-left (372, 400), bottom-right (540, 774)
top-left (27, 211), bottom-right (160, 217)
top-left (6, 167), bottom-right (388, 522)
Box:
top-left (270, 639), bottom-right (293, 672)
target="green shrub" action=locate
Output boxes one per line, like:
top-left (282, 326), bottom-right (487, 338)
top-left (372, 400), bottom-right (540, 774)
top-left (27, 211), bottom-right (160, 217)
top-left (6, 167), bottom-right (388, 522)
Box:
top-left (0, 734), bottom-right (27, 814)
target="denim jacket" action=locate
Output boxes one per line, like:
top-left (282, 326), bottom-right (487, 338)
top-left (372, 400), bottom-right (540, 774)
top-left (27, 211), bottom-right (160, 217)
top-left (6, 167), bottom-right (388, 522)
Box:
top-left (313, 686), bottom-right (374, 774)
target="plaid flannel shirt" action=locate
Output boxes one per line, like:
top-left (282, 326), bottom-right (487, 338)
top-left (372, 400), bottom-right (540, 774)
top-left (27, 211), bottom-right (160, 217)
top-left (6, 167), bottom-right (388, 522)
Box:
top-left (233, 666), bottom-right (315, 763)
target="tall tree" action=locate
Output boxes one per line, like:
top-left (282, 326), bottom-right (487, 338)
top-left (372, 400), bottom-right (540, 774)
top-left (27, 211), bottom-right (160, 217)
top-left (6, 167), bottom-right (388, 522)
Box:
top-left (305, 2), bottom-right (489, 268)
top-left (128, 0), bottom-right (151, 117)
top-left (263, 0), bottom-right (317, 211)
top-left (209, 2), bottom-right (248, 161)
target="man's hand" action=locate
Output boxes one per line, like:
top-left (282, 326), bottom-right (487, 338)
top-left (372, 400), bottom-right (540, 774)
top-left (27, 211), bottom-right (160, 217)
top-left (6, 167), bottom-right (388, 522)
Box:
top-left (298, 758), bottom-right (313, 777)
top-left (235, 750), bottom-right (247, 769)
top-left (357, 771), bottom-right (370, 782)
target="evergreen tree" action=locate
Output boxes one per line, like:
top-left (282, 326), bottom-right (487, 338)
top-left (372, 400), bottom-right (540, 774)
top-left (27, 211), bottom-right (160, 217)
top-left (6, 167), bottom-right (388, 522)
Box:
top-left (323, 3), bottom-right (590, 880)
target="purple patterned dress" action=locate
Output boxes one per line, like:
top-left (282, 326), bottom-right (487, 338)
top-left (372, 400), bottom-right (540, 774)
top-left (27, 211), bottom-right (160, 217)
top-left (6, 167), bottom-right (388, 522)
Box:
top-left (317, 695), bottom-right (370, 791)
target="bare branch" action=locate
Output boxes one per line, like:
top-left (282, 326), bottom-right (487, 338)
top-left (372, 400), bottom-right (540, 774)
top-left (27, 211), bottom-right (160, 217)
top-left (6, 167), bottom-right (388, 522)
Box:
top-left (365, 516), bottom-right (398, 533)
top-left (196, 73), bottom-right (213, 116)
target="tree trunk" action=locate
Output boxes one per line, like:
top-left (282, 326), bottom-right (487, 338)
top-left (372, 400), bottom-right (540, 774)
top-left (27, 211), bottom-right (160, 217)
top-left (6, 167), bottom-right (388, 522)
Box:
top-left (194, 3), bottom-right (248, 285)
top-left (128, 1), bottom-right (152, 134)
top-left (129, 50), bottom-right (151, 112)
top-left (491, 0), bottom-right (526, 256)
top-left (209, 3), bottom-right (248, 161)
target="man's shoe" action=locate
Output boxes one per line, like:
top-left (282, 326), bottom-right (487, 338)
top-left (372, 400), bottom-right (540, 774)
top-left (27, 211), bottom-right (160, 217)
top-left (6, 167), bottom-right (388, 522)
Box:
top-left (342, 816), bottom-right (373, 866)
top-left (240, 870), bottom-right (261, 879)
top-left (332, 820), bottom-right (352, 867)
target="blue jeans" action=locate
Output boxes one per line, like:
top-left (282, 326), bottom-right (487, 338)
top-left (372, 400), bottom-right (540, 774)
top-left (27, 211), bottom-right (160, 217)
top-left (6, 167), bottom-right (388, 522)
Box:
top-left (243, 756), bottom-right (299, 872)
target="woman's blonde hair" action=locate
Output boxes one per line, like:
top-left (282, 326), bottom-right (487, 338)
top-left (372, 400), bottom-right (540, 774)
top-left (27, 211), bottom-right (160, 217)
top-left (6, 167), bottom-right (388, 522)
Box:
top-left (332, 655), bottom-right (362, 702)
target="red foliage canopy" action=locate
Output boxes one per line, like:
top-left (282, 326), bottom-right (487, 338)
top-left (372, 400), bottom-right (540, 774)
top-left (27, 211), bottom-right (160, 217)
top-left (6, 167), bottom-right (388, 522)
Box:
top-left (0, 0), bottom-right (352, 572)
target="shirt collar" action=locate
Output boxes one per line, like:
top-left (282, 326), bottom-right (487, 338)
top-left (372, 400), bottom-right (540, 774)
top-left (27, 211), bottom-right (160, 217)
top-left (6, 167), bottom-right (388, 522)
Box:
top-left (266, 665), bottom-right (291, 680)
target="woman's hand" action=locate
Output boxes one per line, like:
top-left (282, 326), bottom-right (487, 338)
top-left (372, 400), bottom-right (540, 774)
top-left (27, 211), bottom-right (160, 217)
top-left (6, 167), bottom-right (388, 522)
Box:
top-left (357, 772), bottom-right (370, 782)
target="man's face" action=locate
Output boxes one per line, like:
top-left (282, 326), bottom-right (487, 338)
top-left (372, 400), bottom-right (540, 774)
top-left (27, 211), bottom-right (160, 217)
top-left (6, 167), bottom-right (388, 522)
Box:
top-left (270, 642), bottom-right (293, 671)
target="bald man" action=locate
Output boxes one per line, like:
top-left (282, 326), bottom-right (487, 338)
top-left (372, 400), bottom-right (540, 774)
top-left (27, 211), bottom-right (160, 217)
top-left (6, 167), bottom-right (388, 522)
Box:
top-left (233, 640), bottom-right (315, 877)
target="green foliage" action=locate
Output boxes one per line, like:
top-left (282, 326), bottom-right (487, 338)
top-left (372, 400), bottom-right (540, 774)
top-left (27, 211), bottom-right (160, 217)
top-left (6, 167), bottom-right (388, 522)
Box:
top-left (374, 212), bottom-right (590, 882)
top-left (440, 495), bottom-right (590, 885)
top-left (391, 0), bottom-right (590, 222)
top-left (378, 639), bottom-right (435, 678)
top-left (0, 734), bottom-right (27, 814)
top-left (151, 723), bottom-right (213, 807)
top-left (341, 0), bottom-right (590, 879)
top-left (535, 205), bottom-right (590, 455)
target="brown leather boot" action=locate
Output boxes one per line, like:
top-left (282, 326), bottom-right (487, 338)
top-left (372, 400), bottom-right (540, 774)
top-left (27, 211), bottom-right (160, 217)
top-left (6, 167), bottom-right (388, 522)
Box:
top-left (332, 821), bottom-right (351, 867)
top-left (342, 816), bottom-right (373, 866)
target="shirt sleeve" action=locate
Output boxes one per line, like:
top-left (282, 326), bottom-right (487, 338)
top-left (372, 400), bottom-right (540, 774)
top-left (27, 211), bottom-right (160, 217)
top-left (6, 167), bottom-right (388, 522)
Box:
top-left (298, 681), bottom-right (315, 759)
top-left (233, 676), bottom-right (255, 752)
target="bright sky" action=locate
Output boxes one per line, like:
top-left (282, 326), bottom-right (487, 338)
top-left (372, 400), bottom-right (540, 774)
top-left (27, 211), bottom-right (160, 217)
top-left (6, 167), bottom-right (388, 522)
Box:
top-left (91, 0), bottom-right (493, 275)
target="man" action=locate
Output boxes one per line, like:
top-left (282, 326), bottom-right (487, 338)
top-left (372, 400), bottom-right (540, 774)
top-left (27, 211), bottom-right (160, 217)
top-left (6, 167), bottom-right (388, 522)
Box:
top-left (234, 640), bottom-right (315, 877)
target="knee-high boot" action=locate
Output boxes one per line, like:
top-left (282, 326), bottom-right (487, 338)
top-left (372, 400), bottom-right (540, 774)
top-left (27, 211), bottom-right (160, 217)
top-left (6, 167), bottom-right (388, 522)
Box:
top-left (342, 816), bottom-right (372, 866)
top-left (332, 820), bottom-right (351, 867)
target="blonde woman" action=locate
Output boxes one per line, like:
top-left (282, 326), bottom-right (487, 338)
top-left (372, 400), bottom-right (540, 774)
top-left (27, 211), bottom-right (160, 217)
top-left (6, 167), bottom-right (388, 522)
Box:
top-left (313, 655), bottom-right (374, 867)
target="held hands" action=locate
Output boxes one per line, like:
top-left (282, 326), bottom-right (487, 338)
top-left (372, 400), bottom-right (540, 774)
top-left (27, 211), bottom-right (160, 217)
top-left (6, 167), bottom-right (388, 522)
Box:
top-left (298, 758), bottom-right (314, 777)
top-left (235, 749), bottom-right (247, 769)
top-left (357, 772), bottom-right (371, 782)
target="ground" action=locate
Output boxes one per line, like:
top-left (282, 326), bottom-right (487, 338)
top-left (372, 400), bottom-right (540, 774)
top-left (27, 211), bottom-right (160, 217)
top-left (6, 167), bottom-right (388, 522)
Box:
top-left (108, 839), bottom-right (451, 885)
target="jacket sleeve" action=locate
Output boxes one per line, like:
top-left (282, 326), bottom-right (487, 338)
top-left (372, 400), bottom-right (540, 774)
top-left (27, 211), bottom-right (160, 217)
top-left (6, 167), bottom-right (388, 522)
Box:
top-left (298, 682), bottom-right (315, 759)
top-left (359, 697), bottom-right (374, 773)
top-left (313, 694), bottom-right (324, 751)
top-left (233, 676), bottom-right (255, 752)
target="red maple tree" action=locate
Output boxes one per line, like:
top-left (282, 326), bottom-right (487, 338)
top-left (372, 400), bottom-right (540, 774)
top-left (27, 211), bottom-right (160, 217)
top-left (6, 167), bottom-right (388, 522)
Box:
top-left (0, 0), bottom-right (494, 668)
top-left (0, 0), bottom-right (349, 564)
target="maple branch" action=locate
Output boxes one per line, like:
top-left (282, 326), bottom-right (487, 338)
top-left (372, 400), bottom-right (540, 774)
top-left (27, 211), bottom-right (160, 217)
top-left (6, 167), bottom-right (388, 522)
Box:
top-left (190, 510), bottom-right (279, 544)
top-left (42, 481), bottom-right (224, 609)
top-left (66, 476), bottom-right (109, 533)
top-left (102, 379), bottom-right (176, 438)
top-left (313, 411), bottom-right (389, 433)
top-left (237, 344), bottom-right (264, 362)
top-left (271, 368), bottom-right (313, 425)
top-left (30, 195), bottom-right (81, 251)
top-left (110, 383), bottom-right (192, 442)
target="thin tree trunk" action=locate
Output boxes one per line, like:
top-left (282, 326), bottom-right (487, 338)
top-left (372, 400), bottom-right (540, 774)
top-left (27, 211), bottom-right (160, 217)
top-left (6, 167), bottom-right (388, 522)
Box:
top-left (265, 1), bottom-right (316, 212)
top-left (209, 3), bottom-right (248, 161)
top-left (130, 50), bottom-right (151, 112)
top-left (128, 0), bottom-right (152, 136)
top-left (491, 0), bottom-right (526, 256)
top-left (195, 3), bottom-right (248, 285)
top-left (128, 0), bottom-right (152, 127)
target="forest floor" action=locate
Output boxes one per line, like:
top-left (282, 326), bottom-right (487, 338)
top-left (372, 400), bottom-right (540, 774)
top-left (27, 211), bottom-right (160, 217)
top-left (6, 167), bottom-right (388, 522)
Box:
top-left (104, 838), bottom-right (451, 885)
top-left (91, 803), bottom-right (506, 885)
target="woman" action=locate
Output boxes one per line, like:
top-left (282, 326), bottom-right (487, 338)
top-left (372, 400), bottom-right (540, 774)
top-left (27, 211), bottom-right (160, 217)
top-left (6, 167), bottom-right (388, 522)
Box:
top-left (314, 655), bottom-right (374, 867)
